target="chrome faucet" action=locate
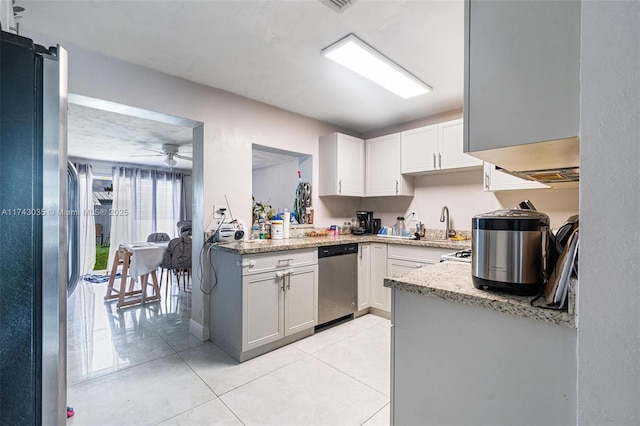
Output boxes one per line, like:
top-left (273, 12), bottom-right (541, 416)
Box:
top-left (440, 206), bottom-right (450, 239)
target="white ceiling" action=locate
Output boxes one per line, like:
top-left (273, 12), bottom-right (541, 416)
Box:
top-left (68, 103), bottom-right (194, 170)
top-left (19, 0), bottom-right (464, 165)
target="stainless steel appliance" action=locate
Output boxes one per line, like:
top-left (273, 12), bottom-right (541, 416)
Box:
top-left (472, 209), bottom-right (550, 295)
top-left (372, 218), bottom-right (381, 234)
top-left (0, 30), bottom-right (74, 424)
top-left (355, 211), bottom-right (373, 234)
top-left (317, 243), bottom-right (358, 326)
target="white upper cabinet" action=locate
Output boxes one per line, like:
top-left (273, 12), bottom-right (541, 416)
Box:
top-left (401, 119), bottom-right (481, 175)
top-left (401, 125), bottom-right (439, 173)
top-left (464, 0), bottom-right (580, 153)
top-left (366, 133), bottom-right (414, 196)
top-left (319, 133), bottom-right (365, 196)
top-left (438, 119), bottom-right (483, 170)
top-left (483, 162), bottom-right (549, 191)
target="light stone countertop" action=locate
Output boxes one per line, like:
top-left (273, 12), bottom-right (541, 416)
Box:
top-left (211, 234), bottom-right (471, 255)
top-left (384, 261), bottom-right (575, 328)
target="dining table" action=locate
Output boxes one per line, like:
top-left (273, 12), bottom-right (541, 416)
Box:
top-left (104, 241), bottom-right (169, 308)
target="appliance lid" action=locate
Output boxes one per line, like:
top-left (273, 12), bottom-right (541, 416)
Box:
top-left (469, 137), bottom-right (579, 184)
top-left (473, 209), bottom-right (550, 231)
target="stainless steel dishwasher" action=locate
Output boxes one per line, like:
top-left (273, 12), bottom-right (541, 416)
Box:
top-left (317, 243), bottom-right (358, 327)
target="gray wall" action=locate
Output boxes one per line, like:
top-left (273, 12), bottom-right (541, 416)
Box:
top-left (578, 1), bottom-right (640, 424)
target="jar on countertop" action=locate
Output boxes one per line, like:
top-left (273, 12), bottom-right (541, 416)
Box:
top-left (393, 217), bottom-right (406, 237)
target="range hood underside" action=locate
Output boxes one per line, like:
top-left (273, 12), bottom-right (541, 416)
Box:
top-left (468, 137), bottom-right (580, 184)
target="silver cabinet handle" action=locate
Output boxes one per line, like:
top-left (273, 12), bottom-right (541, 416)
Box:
top-left (359, 246), bottom-right (362, 260)
top-left (438, 153), bottom-right (442, 169)
top-left (433, 153), bottom-right (436, 169)
top-left (396, 180), bottom-right (399, 194)
top-left (484, 172), bottom-right (490, 190)
top-left (339, 180), bottom-right (342, 194)
top-left (276, 271), bottom-right (285, 291)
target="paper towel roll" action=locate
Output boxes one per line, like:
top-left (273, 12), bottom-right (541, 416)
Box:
top-left (283, 210), bottom-right (291, 239)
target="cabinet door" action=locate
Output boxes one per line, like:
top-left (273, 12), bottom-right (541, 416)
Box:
top-left (284, 265), bottom-right (318, 336)
top-left (483, 162), bottom-right (548, 191)
top-left (401, 125), bottom-right (438, 173)
top-left (388, 258), bottom-right (428, 277)
top-left (357, 243), bottom-right (371, 310)
top-left (465, 1), bottom-right (580, 153)
top-left (243, 271), bottom-right (285, 351)
top-left (366, 133), bottom-right (402, 196)
top-left (337, 134), bottom-right (365, 196)
top-left (387, 244), bottom-right (450, 264)
top-left (319, 133), bottom-right (365, 196)
top-left (438, 119), bottom-right (482, 170)
top-left (370, 243), bottom-right (390, 312)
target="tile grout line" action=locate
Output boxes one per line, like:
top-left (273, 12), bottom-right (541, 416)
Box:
top-left (309, 353), bottom-right (391, 401)
top-left (359, 402), bottom-right (390, 426)
top-left (173, 346), bottom-right (250, 425)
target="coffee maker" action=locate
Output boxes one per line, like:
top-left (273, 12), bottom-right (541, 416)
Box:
top-left (356, 211), bottom-right (374, 234)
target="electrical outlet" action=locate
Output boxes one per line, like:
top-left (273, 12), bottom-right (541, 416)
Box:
top-left (213, 205), bottom-right (225, 219)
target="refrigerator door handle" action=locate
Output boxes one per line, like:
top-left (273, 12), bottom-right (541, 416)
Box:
top-left (67, 161), bottom-right (80, 295)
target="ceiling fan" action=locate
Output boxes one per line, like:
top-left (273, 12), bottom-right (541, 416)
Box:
top-left (130, 143), bottom-right (192, 167)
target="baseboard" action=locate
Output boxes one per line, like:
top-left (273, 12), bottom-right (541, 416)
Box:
top-left (189, 318), bottom-right (209, 341)
top-left (369, 307), bottom-right (391, 320)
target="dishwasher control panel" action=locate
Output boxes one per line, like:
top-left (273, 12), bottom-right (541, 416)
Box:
top-left (318, 243), bottom-right (358, 257)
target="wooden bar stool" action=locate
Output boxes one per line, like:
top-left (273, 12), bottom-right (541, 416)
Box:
top-left (104, 245), bottom-right (162, 308)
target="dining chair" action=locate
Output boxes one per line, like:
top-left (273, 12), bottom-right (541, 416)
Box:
top-left (146, 232), bottom-right (171, 243)
top-left (159, 235), bottom-right (192, 297)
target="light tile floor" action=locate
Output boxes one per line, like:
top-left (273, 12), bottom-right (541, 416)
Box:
top-left (67, 276), bottom-right (390, 425)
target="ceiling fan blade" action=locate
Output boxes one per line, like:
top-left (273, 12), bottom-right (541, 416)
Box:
top-left (140, 148), bottom-right (165, 154)
top-left (175, 154), bottom-right (193, 161)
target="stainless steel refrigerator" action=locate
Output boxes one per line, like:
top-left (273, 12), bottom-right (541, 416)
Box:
top-left (0, 30), bottom-right (77, 425)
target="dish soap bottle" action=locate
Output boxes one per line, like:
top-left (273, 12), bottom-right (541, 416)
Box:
top-left (394, 217), bottom-right (406, 237)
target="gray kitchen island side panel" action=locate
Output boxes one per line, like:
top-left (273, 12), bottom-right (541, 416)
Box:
top-left (209, 250), bottom-right (243, 359)
top-left (392, 289), bottom-right (576, 426)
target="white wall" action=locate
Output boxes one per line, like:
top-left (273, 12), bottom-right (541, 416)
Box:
top-left (578, 2), bottom-right (640, 424)
top-left (360, 163), bottom-right (579, 233)
top-left (253, 159), bottom-right (300, 217)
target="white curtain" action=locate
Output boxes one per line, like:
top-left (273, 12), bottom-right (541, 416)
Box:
top-left (107, 167), bottom-right (183, 272)
top-left (75, 163), bottom-right (96, 275)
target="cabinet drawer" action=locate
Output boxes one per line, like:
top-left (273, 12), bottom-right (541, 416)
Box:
top-left (242, 249), bottom-right (317, 275)
top-left (387, 245), bottom-right (450, 264)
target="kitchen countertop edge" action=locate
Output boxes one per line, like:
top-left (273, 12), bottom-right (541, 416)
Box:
top-left (384, 263), bottom-right (575, 328)
top-left (210, 235), bottom-right (471, 254)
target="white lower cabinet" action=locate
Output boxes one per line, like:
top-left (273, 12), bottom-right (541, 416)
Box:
top-left (284, 266), bottom-right (317, 335)
top-left (387, 245), bottom-right (449, 264)
top-left (387, 258), bottom-right (429, 276)
top-left (243, 271), bottom-right (285, 349)
top-left (243, 265), bottom-right (317, 352)
top-left (357, 243), bottom-right (372, 310)
top-left (370, 243), bottom-right (390, 312)
top-left (210, 248), bottom-right (317, 362)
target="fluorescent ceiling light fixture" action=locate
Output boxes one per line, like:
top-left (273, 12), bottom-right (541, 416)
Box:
top-left (321, 34), bottom-right (432, 99)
